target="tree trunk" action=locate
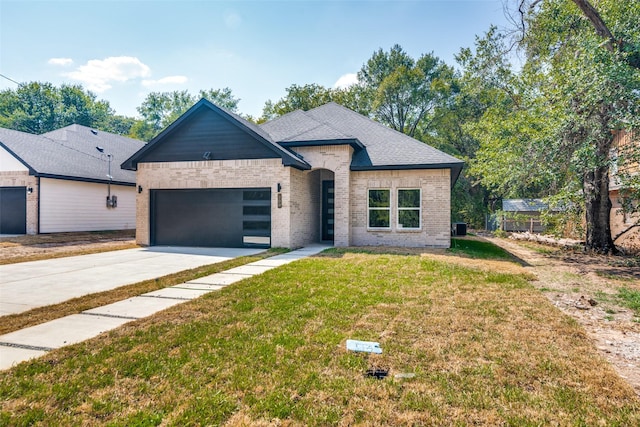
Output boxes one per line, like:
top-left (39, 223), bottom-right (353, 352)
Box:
top-left (583, 163), bottom-right (617, 254)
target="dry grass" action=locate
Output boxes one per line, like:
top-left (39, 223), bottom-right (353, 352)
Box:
top-left (0, 230), bottom-right (137, 265)
top-left (2, 249), bottom-right (638, 425)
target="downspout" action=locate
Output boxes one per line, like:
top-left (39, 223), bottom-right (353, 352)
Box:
top-left (36, 176), bottom-right (41, 234)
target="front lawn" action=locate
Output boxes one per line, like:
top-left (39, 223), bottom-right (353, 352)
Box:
top-left (1, 248), bottom-right (638, 425)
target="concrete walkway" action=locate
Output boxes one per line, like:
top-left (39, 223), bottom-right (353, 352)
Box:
top-left (0, 246), bottom-right (263, 316)
top-left (0, 244), bottom-right (329, 370)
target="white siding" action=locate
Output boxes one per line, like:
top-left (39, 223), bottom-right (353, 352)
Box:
top-left (0, 146), bottom-right (28, 172)
top-left (39, 178), bottom-right (136, 232)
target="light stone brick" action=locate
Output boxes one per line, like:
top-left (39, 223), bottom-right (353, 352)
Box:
top-left (135, 150), bottom-right (453, 249)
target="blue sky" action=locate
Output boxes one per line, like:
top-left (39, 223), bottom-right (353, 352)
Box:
top-left (0, 0), bottom-right (510, 119)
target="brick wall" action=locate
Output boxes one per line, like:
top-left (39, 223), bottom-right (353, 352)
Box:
top-left (135, 154), bottom-right (453, 249)
top-left (0, 171), bottom-right (39, 234)
top-left (136, 159), bottom-right (292, 246)
top-left (294, 145), bottom-right (352, 246)
top-left (350, 169), bottom-right (452, 248)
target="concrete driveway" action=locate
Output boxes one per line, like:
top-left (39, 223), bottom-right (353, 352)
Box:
top-left (0, 246), bottom-right (263, 315)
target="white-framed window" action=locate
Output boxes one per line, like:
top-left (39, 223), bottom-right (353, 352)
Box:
top-left (368, 189), bottom-right (391, 229)
top-left (397, 188), bottom-right (421, 229)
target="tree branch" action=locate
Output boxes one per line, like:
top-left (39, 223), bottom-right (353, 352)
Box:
top-left (613, 222), bottom-right (640, 242)
top-left (570, 0), bottom-right (616, 52)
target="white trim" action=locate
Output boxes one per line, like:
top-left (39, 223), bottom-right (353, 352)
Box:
top-left (367, 188), bottom-right (391, 230)
top-left (397, 188), bottom-right (422, 230)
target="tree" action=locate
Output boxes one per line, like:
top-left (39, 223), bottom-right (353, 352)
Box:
top-left (0, 82), bottom-right (114, 134)
top-left (358, 45), bottom-right (456, 137)
top-left (133, 88), bottom-right (240, 141)
top-left (473, 0), bottom-right (640, 253)
top-left (260, 83), bottom-right (372, 122)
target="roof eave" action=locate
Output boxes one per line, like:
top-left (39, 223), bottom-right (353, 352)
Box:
top-left (279, 138), bottom-right (364, 151)
top-left (35, 173), bottom-right (136, 187)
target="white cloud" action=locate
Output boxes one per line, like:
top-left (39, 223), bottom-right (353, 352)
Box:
top-left (66, 56), bottom-right (151, 92)
top-left (141, 75), bottom-right (189, 87)
top-left (224, 10), bottom-right (242, 29)
top-left (48, 57), bottom-right (74, 66)
top-left (333, 73), bottom-right (358, 89)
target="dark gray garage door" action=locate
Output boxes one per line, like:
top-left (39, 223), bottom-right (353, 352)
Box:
top-left (0, 187), bottom-right (26, 234)
top-left (150, 188), bottom-right (271, 248)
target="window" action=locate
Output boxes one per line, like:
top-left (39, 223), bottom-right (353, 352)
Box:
top-left (397, 189), bottom-right (421, 229)
top-left (368, 189), bottom-right (390, 228)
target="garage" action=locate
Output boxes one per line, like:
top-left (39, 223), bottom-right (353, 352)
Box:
top-left (0, 187), bottom-right (26, 234)
top-left (150, 188), bottom-right (271, 248)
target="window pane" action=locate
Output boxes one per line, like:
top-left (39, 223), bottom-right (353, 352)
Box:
top-left (398, 189), bottom-right (420, 208)
top-left (243, 221), bottom-right (270, 231)
top-left (243, 190), bottom-right (270, 201)
top-left (399, 210), bottom-right (420, 228)
top-left (243, 206), bottom-right (270, 216)
top-left (369, 210), bottom-right (390, 228)
top-left (369, 189), bottom-right (390, 208)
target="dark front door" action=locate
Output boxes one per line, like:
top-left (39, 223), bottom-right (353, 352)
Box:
top-left (0, 187), bottom-right (26, 234)
top-left (321, 181), bottom-right (334, 241)
top-left (150, 188), bottom-right (271, 248)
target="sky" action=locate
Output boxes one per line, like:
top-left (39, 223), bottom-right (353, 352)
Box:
top-left (0, 0), bottom-right (512, 119)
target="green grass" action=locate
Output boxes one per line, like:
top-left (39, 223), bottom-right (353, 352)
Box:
top-left (448, 237), bottom-right (515, 260)
top-left (1, 249), bottom-right (638, 425)
top-left (618, 287), bottom-right (640, 315)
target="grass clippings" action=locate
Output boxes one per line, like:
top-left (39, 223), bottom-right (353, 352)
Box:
top-left (2, 247), bottom-right (639, 425)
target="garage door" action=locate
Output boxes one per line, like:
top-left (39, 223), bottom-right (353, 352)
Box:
top-left (150, 188), bottom-right (271, 248)
top-left (0, 187), bottom-right (26, 234)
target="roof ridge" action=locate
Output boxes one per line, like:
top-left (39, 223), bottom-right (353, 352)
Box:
top-left (295, 107), bottom-right (356, 140)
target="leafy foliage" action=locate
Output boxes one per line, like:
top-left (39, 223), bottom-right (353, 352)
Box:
top-left (468, 1), bottom-right (640, 252)
top-left (0, 82), bottom-right (115, 134)
top-left (358, 44), bottom-right (456, 138)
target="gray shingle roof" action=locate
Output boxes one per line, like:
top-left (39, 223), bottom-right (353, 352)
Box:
top-left (260, 102), bottom-right (464, 184)
top-left (0, 125), bottom-right (144, 185)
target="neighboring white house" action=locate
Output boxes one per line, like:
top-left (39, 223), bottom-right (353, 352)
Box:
top-left (0, 124), bottom-right (144, 234)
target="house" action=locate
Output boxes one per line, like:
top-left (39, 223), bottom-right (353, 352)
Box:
top-left (610, 130), bottom-right (639, 253)
top-left (501, 199), bottom-right (549, 233)
top-left (0, 125), bottom-right (144, 234)
top-left (122, 99), bottom-right (464, 249)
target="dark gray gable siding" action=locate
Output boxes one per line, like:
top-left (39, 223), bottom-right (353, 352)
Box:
top-left (139, 107), bottom-right (280, 163)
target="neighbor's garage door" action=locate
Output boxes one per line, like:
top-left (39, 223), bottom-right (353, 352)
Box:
top-left (0, 187), bottom-right (26, 234)
top-left (150, 188), bottom-right (271, 248)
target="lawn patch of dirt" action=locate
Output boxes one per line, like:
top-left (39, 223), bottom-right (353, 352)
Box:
top-left (486, 236), bottom-right (640, 395)
top-left (0, 230), bottom-right (137, 264)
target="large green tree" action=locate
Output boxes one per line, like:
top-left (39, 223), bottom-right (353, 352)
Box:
top-left (358, 45), bottom-right (456, 138)
top-left (132, 88), bottom-right (240, 141)
top-left (260, 83), bottom-right (372, 122)
top-left (473, 0), bottom-right (640, 252)
top-left (0, 82), bottom-right (114, 134)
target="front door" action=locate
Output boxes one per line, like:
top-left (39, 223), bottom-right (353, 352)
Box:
top-left (321, 181), bottom-right (335, 241)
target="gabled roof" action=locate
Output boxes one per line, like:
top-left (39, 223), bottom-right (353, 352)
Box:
top-left (0, 125), bottom-right (143, 185)
top-left (121, 99), bottom-right (310, 171)
top-left (260, 102), bottom-right (464, 185)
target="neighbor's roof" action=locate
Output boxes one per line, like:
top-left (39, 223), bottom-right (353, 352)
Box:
top-left (261, 102), bottom-right (464, 185)
top-left (0, 125), bottom-right (144, 185)
top-left (502, 199), bottom-right (550, 212)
